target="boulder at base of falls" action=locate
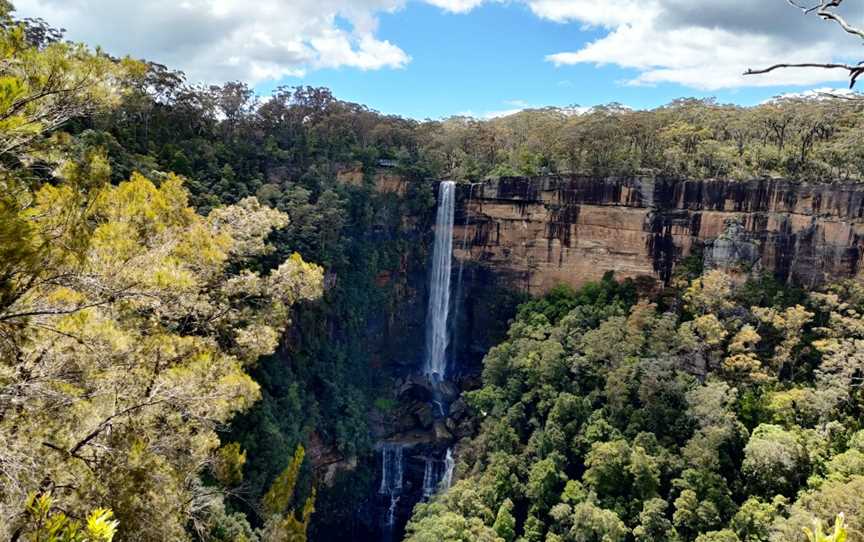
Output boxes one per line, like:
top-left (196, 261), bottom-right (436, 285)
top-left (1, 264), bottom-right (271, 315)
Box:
top-left (445, 417), bottom-right (457, 434)
top-left (433, 420), bottom-right (453, 441)
top-left (411, 401), bottom-right (434, 428)
top-left (382, 429), bottom-right (437, 448)
top-left (455, 418), bottom-right (475, 439)
top-left (449, 398), bottom-right (468, 420)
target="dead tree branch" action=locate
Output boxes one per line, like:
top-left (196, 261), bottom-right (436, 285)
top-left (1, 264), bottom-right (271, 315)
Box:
top-left (746, 0), bottom-right (864, 87)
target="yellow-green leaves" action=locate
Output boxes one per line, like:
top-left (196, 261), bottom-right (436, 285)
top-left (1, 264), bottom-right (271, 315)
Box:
top-left (208, 196), bottom-right (290, 258)
top-left (0, 170), bottom-right (322, 539)
top-left (804, 513), bottom-right (847, 542)
top-left (263, 445), bottom-right (306, 517)
top-left (21, 493), bottom-right (118, 542)
top-left (0, 20), bottom-right (140, 161)
top-left (260, 445), bottom-right (316, 542)
top-left (213, 442), bottom-right (247, 487)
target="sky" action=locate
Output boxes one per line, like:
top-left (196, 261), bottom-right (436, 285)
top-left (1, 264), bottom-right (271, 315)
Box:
top-left (12, 0), bottom-right (864, 119)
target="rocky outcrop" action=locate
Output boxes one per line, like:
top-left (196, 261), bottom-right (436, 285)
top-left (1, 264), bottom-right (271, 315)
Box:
top-left (454, 176), bottom-right (864, 293)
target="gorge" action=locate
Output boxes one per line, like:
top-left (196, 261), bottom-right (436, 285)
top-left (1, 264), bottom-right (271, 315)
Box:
top-left (343, 170), bottom-right (864, 540)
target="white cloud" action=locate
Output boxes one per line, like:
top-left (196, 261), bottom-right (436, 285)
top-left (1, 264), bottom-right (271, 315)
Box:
top-left (537, 0), bottom-right (863, 89)
top-left (528, 0), bottom-right (653, 26)
top-left (423, 0), bottom-right (487, 13)
top-left (13, 0), bottom-right (864, 91)
top-left (14, 0), bottom-right (412, 84)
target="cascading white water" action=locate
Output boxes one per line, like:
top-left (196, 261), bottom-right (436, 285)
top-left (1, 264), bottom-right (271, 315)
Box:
top-left (423, 181), bottom-right (456, 381)
top-left (379, 444), bottom-right (404, 495)
top-left (440, 448), bottom-right (455, 491)
top-left (386, 496), bottom-right (400, 526)
top-left (422, 457), bottom-right (436, 498)
top-left (379, 445), bottom-right (404, 528)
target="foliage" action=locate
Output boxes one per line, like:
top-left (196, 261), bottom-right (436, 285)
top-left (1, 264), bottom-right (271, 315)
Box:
top-left (407, 271), bottom-right (864, 542)
top-left (0, 168), bottom-right (322, 540)
top-left (18, 493), bottom-right (118, 542)
top-left (803, 514), bottom-right (847, 542)
top-left (0, 11), bottom-right (324, 537)
top-left (259, 445), bottom-right (316, 542)
top-left (417, 98), bottom-right (864, 183)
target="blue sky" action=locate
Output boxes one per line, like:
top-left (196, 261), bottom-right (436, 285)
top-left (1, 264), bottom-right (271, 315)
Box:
top-left (259, 2), bottom-right (828, 119)
top-left (16, 0), bottom-right (862, 119)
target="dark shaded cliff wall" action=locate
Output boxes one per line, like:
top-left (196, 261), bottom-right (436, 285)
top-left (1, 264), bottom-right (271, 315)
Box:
top-left (454, 176), bottom-right (864, 294)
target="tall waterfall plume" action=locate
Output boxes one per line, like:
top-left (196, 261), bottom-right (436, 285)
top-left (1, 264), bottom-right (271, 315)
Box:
top-left (423, 181), bottom-right (456, 381)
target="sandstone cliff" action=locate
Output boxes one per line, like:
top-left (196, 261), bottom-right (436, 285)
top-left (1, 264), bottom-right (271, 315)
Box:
top-left (453, 176), bottom-right (864, 293)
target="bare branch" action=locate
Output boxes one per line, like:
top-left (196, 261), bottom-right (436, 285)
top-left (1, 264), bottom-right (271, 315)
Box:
top-left (787, 0), bottom-right (823, 14)
top-left (744, 62), bottom-right (860, 76)
top-left (811, 0), bottom-right (864, 40)
top-left (747, 0), bottom-right (864, 87)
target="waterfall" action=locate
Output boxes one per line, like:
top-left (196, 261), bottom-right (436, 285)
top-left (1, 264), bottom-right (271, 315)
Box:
top-left (432, 400), bottom-right (445, 418)
top-left (424, 181), bottom-right (456, 381)
top-left (440, 448), bottom-right (455, 491)
top-left (386, 495), bottom-right (400, 527)
top-left (422, 457), bottom-right (436, 498)
top-left (379, 444), bottom-right (404, 495)
top-left (379, 444), bottom-right (404, 534)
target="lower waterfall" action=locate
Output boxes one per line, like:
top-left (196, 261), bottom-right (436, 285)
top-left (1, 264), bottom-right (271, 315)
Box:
top-left (422, 457), bottom-right (436, 498)
top-left (386, 496), bottom-right (400, 527)
top-left (379, 444), bottom-right (404, 532)
top-left (379, 444), bottom-right (404, 495)
top-left (441, 448), bottom-right (455, 491)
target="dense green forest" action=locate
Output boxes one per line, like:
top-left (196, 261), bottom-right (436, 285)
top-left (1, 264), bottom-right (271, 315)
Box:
top-left (0, 1), bottom-right (862, 541)
top-left (406, 270), bottom-right (862, 542)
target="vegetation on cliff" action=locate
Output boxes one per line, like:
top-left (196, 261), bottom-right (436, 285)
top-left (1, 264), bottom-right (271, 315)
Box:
top-left (420, 98), bottom-right (864, 182)
top-left (405, 270), bottom-right (864, 542)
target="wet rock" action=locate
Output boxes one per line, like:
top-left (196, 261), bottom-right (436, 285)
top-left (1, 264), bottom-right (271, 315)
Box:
top-left (396, 410), bottom-right (416, 433)
top-left (455, 418), bottom-right (475, 439)
top-left (433, 420), bottom-right (453, 441)
top-left (457, 373), bottom-right (482, 391)
top-left (382, 429), bottom-right (436, 448)
top-left (321, 456), bottom-right (358, 487)
top-left (397, 374), bottom-right (434, 402)
top-left (449, 398), bottom-right (468, 420)
top-left (437, 380), bottom-right (459, 402)
top-left (412, 402), bottom-right (434, 428)
top-left (445, 417), bottom-right (457, 433)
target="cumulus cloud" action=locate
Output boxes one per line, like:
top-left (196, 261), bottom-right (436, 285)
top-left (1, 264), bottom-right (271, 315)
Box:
top-left (539, 0), bottom-right (864, 89)
top-left (13, 0), bottom-right (864, 90)
top-left (424, 0), bottom-right (487, 13)
top-left (14, 0), bottom-right (412, 83)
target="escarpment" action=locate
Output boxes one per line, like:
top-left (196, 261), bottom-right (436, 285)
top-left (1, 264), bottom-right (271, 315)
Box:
top-left (453, 176), bottom-right (864, 293)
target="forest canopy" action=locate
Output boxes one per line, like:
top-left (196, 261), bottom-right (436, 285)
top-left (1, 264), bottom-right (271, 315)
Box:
top-left (405, 272), bottom-right (864, 542)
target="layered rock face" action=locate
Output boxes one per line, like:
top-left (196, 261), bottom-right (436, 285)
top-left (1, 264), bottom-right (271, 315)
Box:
top-left (454, 176), bottom-right (864, 293)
